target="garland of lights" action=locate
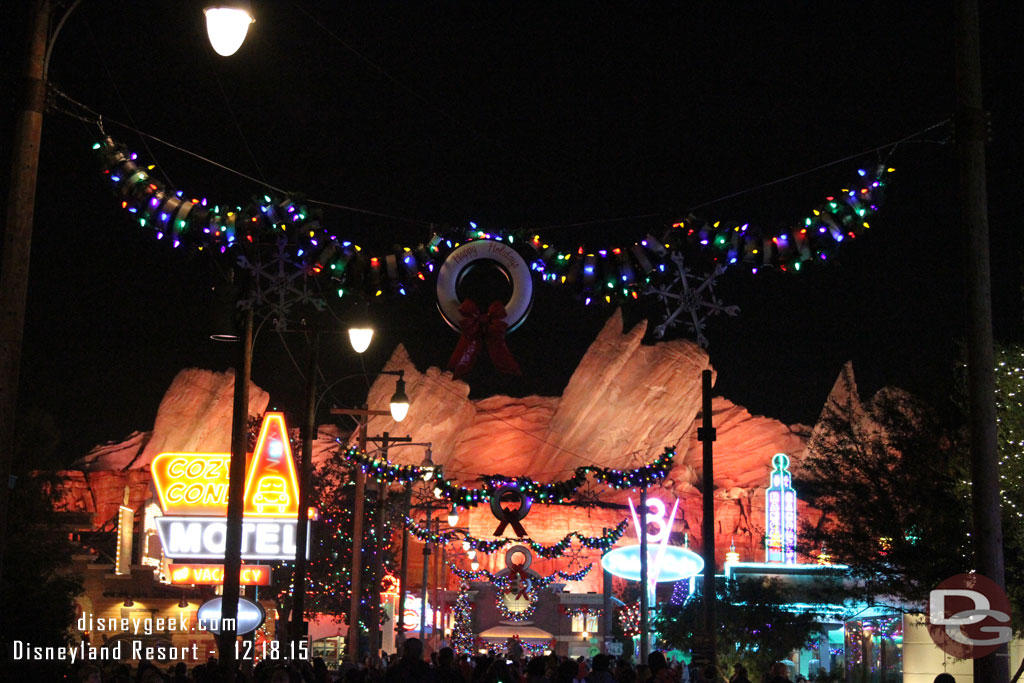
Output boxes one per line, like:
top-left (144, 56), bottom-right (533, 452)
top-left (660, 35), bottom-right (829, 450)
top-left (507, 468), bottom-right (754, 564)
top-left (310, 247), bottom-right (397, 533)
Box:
top-left (448, 563), bottom-right (593, 590)
top-left (96, 136), bottom-right (891, 308)
top-left (339, 444), bottom-right (677, 508)
top-left (559, 606), bottom-right (604, 619)
top-left (404, 518), bottom-right (629, 555)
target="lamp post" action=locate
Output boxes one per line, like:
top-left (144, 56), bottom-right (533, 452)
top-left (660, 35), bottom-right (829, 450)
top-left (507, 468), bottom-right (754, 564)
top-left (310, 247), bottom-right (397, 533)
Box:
top-left (0, 0), bottom-right (253, 587)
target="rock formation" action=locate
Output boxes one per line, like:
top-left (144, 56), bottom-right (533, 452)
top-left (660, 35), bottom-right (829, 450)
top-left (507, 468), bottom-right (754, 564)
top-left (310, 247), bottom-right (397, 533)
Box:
top-left (57, 310), bottom-right (822, 591)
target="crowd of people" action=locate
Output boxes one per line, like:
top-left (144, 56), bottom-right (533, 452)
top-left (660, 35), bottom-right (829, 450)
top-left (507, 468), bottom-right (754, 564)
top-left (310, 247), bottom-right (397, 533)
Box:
top-left (74, 640), bottom-right (954, 683)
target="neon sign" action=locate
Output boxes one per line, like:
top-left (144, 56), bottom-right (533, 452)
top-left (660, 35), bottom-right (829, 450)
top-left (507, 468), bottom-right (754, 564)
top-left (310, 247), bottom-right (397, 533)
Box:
top-left (151, 413), bottom-right (306, 561)
top-left (765, 453), bottom-right (797, 563)
top-left (169, 563), bottom-right (272, 586)
top-left (601, 496), bottom-right (704, 585)
top-left (151, 413), bottom-right (299, 518)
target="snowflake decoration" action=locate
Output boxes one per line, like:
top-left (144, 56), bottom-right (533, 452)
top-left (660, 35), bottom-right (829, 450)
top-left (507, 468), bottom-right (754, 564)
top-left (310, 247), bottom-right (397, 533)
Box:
top-left (645, 251), bottom-right (739, 347)
top-left (238, 237), bottom-right (326, 330)
top-left (562, 541), bottom-right (589, 573)
top-left (572, 480), bottom-right (608, 516)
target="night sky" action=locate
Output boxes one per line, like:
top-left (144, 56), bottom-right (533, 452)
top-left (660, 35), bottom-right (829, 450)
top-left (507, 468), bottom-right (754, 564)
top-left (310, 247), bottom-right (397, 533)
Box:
top-left (3, 1), bottom-right (1022, 462)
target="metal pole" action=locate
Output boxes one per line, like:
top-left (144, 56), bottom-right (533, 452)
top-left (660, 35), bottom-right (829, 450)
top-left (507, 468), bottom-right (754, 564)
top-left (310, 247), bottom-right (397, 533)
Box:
top-left (639, 483), bottom-right (649, 664)
top-left (698, 369), bottom-right (718, 676)
top-left (220, 301), bottom-right (253, 670)
top-left (396, 485), bottom-right (412, 650)
top-left (602, 566), bottom-right (612, 653)
top-left (348, 412), bottom-right (368, 663)
top-left (419, 503), bottom-right (432, 645)
top-left (291, 332), bottom-right (319, 651)
top-left (955, 1), bottom-right (1007, 682)
top-left (0, 0), bottom-right (50, 586)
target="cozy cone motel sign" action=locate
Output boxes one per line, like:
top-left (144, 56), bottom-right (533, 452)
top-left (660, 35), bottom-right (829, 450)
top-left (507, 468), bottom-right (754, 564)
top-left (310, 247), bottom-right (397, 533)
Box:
top-left (152, 412), bottom-right (309, 563)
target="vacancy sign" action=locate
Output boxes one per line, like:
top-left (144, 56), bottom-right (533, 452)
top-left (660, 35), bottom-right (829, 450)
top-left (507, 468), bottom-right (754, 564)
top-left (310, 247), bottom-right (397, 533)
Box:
top-left (169, 564), bottom-right (272, 586)
top-left (153, 412), bottom-right (308, 561)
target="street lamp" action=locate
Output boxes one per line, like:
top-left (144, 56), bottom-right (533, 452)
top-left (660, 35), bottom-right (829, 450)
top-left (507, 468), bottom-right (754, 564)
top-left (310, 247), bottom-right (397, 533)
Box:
top-left (347, 302), bottom-right (375, 354)
top-left (204, 2), bottom-right (255, 57)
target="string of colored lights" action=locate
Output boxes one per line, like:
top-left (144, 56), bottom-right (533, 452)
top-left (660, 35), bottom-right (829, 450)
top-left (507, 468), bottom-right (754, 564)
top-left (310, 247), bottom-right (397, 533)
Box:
top-left (338, 444), bottom-right (676, 507)
top-left (96, 135), bottom-right (891, 307)
top-left (404, 518), bottom-right (629, 555)
top-left (559, 606), bottom-right (605, 619)
top-left (448, 563), bottom-right (593, 590)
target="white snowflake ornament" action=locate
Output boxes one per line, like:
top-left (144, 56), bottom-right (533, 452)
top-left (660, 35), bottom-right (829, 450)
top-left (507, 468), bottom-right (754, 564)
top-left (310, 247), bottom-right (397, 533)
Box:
top-left (645, 251), bottom-right (739, 346)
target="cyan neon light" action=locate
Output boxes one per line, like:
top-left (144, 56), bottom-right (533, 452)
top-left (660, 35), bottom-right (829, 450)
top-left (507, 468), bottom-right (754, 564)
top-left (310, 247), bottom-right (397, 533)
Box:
top-left (602, 496), bottom-right (704, 583)
top-left (765, 453), bottom-right (797, 563)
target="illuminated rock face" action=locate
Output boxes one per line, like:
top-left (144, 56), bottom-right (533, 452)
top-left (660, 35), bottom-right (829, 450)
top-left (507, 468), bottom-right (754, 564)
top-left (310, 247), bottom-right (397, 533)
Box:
top-left (359, 310), bottom-right (817, 585)
top-left (65, 311), bottom-right (821, 583)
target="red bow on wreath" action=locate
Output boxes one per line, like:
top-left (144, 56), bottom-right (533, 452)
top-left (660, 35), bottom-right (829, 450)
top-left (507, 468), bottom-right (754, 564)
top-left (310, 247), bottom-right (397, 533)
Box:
top-left (446, 300), bottom-right (522, 380)
top-left (508, 562), bottom-right (532, 599)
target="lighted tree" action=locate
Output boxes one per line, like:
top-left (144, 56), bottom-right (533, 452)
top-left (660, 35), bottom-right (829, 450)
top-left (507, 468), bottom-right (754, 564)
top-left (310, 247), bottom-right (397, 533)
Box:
top-left (271, 438), bottom-right (393, 643)
top-left (451, 583), bottom-right (475, 656)
top-left (797, 367), bottom-right (969, 604)
top-left (654, 578), bottom-right (820, 679)
top-left (991, 344), bottom-right (1024, 630)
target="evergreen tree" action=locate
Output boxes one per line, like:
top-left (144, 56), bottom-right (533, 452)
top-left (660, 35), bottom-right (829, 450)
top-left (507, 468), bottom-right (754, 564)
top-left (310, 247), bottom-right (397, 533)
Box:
top-left (797, 367), bottom-right (969, 605)
top-left (451, 583), bottom-right (474, 655)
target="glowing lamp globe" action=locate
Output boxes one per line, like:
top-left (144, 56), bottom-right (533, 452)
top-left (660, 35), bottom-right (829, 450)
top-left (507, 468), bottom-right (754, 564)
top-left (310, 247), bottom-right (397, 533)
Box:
top-left (204, 5), bottom-right (254, 57)
top-left (348, 327), bottom-right (374, 354)
top-left (389, 375), bottom-right (410, 422)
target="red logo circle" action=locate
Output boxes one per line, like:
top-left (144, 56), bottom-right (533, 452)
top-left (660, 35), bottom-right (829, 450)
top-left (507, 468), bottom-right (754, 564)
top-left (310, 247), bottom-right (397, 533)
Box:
top-left (927, 573), bottom-right (1012, 658)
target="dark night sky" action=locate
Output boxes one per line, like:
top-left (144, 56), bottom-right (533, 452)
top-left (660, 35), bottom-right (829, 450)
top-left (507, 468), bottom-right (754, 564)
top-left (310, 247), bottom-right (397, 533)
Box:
top-left (2, 1), bottom-right (1022, 462)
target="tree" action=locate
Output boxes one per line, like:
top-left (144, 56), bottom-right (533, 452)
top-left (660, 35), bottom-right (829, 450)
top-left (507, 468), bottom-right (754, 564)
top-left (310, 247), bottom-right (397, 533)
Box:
top-left (0, 410), bottom-right (83, 678)
top-left (654, 577), bottom-right (820, 679)
top-left (451, 583), bottom-right (474, 656)
top-left (797, 365), bottom-right (969, 605)
top-left (990, 343), bottom-right (1024, 631)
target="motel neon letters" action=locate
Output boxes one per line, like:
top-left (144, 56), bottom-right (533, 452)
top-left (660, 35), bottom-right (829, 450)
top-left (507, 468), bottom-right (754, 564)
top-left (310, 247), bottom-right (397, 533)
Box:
top-left (152, 413), bottom-right (308, 561)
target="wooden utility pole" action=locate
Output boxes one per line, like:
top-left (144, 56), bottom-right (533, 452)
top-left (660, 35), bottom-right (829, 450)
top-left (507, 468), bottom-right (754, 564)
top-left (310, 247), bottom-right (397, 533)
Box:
top-left (290, 333), bottom-right (320, 651)
top-left (330, 407), bottom-right (403, 662)
top-left (955, 1), bottom-right (1007, 681)
top-left (219, 303), bottom-right (253, 670)
top-left (0, 0), bottom-right (50, 585)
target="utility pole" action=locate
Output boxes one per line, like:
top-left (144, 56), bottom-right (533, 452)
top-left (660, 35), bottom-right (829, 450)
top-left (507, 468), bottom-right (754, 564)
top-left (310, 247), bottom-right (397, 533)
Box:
top-left (396, 485), bottom-right (413, 649)
top-left (698, 369), bottom-right (718, 676)
top-left (955, 1), bottom-right (1007, 682)
top-left (290, 332), bottom-right (320, 652)
top-left (419, 505), bottom-right (434, 645)
top-left (364, 432), bottom-right (409, 658)
top-left (330, 406), bottom-right (403, 663)
top-left (0, 0), bottom-right (51, 585)
top-left (219, 302), bottom-right (253, 671)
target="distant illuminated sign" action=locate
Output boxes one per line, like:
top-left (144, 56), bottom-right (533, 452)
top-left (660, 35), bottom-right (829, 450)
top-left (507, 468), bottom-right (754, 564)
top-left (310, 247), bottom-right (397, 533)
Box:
top-left (151, 413), bottom-right (299, 518)
top-left (197, 597), bottom-right (265, 635)
top-left (602, 496), bottom-right (704, 584)
top-left (765, 453), bottom-right (797, 564)
top-left (155, 517), bottom-right (308, 561)
top-left (151, 413), bottom-right (306, 561)
top-left (168, 563), bottom-right (272, 586)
